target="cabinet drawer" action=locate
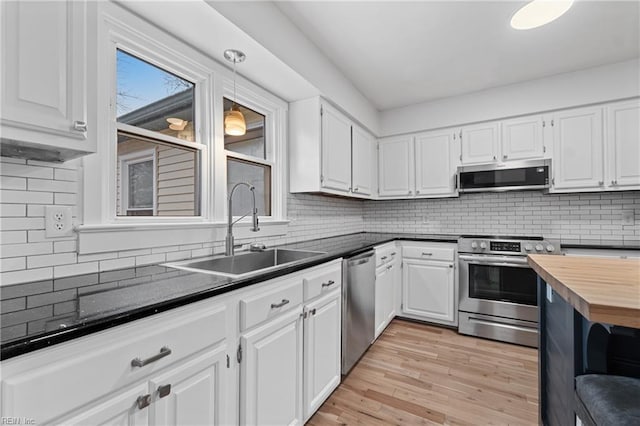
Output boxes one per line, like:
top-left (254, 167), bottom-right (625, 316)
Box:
top-left (1, 299), bottom-right (226, 424)
top-left (402, 245), bottom-right (454, 262)
top-left (375, 245), bottom-right (399, 267)
top-left (240, 278), bottom-right (303, 331)
top-left (303, 264), bottom-right (342, 301)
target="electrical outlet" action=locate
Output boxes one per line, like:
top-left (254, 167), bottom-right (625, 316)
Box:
top-left (45, 206), bottom-right (73, 237)
top-left (622, 210), bottom-right (635, 226)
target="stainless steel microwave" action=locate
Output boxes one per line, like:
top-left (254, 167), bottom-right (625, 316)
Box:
top-left (457, 159), bottom-right (551, 193)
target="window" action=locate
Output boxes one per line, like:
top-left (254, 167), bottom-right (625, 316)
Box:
top-left (115, 49), bottom-right (201, 217)
top-left (224, 98), bottom-right (272, 217)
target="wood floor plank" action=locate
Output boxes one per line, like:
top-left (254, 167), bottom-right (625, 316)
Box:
top-left (307, 319), bottom-right (538, 425)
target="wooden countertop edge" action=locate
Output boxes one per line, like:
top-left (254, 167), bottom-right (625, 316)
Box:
top-left (528, 255), bottom-right (640, 328)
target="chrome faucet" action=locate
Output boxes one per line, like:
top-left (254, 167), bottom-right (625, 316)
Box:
top-left (226, 182), bottom-right (260, 256)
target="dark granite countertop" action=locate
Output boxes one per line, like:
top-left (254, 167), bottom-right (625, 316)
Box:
top-left (559, 239), bottom-right (640, 250)
top-left (0, 232), bottom-right (457, 360)
top-left (2, 231), bottom-right (638, 360)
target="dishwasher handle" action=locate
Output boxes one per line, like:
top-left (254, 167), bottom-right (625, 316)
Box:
top-left (346, 251), bottom-right (374, 267)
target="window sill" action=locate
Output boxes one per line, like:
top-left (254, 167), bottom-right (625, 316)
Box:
top-left (77, 220), bottom-right (290, 254)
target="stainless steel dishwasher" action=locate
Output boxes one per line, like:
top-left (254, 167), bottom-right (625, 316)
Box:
top-left (342, 250), bottom-right (376, 375)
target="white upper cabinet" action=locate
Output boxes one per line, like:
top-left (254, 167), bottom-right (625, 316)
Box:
top-left (501, 115), bottom-right (545, 161)
top-left (606, 100), bottom-right (640, 190)
top-left (414, 130), bottom-right (458, 197)
top-left (321, 103), bottom-right (352, 193)
top-left (351, 125), bottom-right (374, 196)
top-left (460, 122), bottom-right (499, 164)
top-left (0, 0), bottom-right (94, 161)
top-left (378, 135), bottom-right (414, 197)
top-left (289, 97), bottom-right (374, 198)
top-left (551, 106), bottom-right (604, 192)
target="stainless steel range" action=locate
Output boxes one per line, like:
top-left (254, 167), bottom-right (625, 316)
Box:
top-left (457, 235), bottom-right (560, 347)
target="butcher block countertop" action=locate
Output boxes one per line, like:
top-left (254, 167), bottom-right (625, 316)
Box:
top-left (528, 254), bottom-right (640, 328)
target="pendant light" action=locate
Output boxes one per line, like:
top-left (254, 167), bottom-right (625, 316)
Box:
top-left (223, 49), bottom-right (247, 136)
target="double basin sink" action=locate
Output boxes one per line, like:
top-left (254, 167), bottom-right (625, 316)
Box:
top-left (164, 248), bottom-right (326, 278)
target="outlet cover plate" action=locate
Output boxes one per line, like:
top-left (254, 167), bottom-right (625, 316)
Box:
top-left (45, 206), bottom-right (73, 237)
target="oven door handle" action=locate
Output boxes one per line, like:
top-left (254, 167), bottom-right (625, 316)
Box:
top-left (458, 254), bottom-right (530, 267)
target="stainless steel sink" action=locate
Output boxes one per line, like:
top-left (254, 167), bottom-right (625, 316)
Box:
top-left (163, 248), bottom-right (326, 278)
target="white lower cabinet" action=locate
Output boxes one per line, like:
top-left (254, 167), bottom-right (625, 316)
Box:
top-left (402, 259), bottom-right (455, 324)
top-left (240, 307), bottom-right (304, 426)
top-left (374, 261), bottom-right (397, 339)
top-left (303, 290), bottom-right (341, 421)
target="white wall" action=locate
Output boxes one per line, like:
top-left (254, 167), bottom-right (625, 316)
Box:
top-left (380, 59), bottom-right (640, 137)
top-left (209, 1), bottom-right (380, 135)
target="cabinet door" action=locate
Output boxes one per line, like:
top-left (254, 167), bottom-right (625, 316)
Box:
top-left (402, 260), bottom-right (455, 323)
top-left (414, 130), bottom-right (457, 196)
top-left (240, 307), bottom-right (304, 426)
top-left (378, 136), bottom-right (414, 197)
top-left (321, 103), bottom-right (352, 193)
top-left (351, 125), bottom-right (374, 196)
top-left (1, 1), bottom-right (87, 141)
top-left (501, 115), bottom-right (545, 161)
top-left (375, 264), bottom-right (396, 339)
top-left (460, 122), bottom-right (499, 164)
top-left (303, 291), bottom-right (341, 421)
top-left (607, 100), bottom-right (640, 189)
top-left (61, 383), bottom-right (149, 426)
top-left (149, 345), bottom-right (229, 426)
top-left (552, 107), bottom-right (604, 191)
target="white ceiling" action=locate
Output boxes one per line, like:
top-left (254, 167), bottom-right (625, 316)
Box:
top-left (275, 1), bottom-right (640, 111)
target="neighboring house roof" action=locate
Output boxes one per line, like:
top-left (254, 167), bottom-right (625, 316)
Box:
top-left (117, 89), bottom-right (193, 134)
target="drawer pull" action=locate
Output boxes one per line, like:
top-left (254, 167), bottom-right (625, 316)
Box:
top-left (131, 346), bottom-right (172, 367)
top-left (158, 384), bottom-right (172, 399)
top-left (311, 308), bottom-right (317, 316)
top-left (136, 394), bottom-right (152, 410)
top-left (387, 265), bottom-right (393, 270)
top-left (270, 299), bottom-right (290, 309)
top-left (421, 252), bottom-right (433, 256)
top-left (380, 256), bottom-right (388, 260)
top-left (322, 280), bottom-right (336, 288)
top-left (391, 252), bottom-right (397, 256)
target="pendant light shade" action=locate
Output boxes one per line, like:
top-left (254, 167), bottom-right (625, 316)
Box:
top-left (224, 105), bottom-right (246, 136)
top-left (223, 49), bottom-right (247, 136)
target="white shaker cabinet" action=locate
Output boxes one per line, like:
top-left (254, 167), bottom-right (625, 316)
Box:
top-left (290, 97), bottom-right (374, 198)
top-left (551, 106), bottom-right (604, 192)
top-left (606, 100), bottom-right (640, 190)
top-left (501, 115), bottom-right (546, 161)
top-left (414, 129), bottom-right (459, 197)
top-left (303, 290), bottom-right (341, 421)
top-left (240, 307), bottom-right (304, 426)
top-left (351, 125), bottom-right (375, 196)
top-left (374, 260), bottom-right (397, 339)
top-left (321, 102), bottom-right (353, 193)
top-left (400, 243), bottom-right (457, 326)
top-left (378, 135), bottom-right (414, 197)
top-left (460, 122), bottom-right (500, 165)
top-left (0, 0), bottom-right (94, 161)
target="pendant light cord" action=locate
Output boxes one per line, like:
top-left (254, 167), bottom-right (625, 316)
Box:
top-left (232, 58), bottom-right (237, 109)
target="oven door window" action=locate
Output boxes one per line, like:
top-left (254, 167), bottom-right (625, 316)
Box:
top-left (468, 264), bottom-right (538, 306)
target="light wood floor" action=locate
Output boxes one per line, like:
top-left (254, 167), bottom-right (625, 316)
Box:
top-left (308, 319), bottom-right (538, 425)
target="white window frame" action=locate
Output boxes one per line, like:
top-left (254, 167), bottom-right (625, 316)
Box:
top-left (118, 149), bottom-right (157, 216)
top-left (79, 2), bottom-right (288, 254)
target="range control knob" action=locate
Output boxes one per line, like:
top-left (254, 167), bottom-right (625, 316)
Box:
top-left (524, 244), bottom-right (533, 252)
top-left (471, 241), bottom-right (478, 249)
top-left (546, 244), bottom-right (555, 253)
top-left (535, 244), bottom-right (544, 252)
top-left (479, 242), bottom-right (487, 250)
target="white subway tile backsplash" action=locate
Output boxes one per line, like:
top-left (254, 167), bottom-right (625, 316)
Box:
top-left (53, 193), bottom-right (76, 205)
top-left (0, 204), bottom-right (26, 217)
top-left (53, 168), bottom-right (77, 181)
top-left (0, 176), bottom-right (27, 190)
top-left (28, 178), bottom-right (77, 193)
top-left (54, 240), bottom-right (77, 253)
top-left (54, 262), bottom-right (98, 278)
top-left (0, 231), bottom-right (27, 245)
top-left (1, 217), bottom-right (45, 231)
top-left (0, 267), bottom-right (53, 286)
top-left (0, 242), bottom-right (52, 257)
top-left (135, 253), bottom-right (166, 266)
top-left (27, 252), bottom-right (77, 269)
top-left (0, 163), bottom-right (53, 179)
top-left (0, 190), bottom-right (53, 205)
top-left (1, 257), bottom-right (26, 272)
top-left (99, 257), bottom-right (136, 272)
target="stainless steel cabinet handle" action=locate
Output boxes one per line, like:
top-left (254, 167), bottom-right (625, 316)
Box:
top-left (503, 155), bottom-right (508, 159)
top-left (270, 299), bottom-right (290, 309)
top-left (131, 346), bottom-right (172, 367)
top-left (386, 265), bottom-right (392, 270)
top-left (72, 120), bottom-right (87, 132)
top-left (158, 384), bottom-right (171, 399)
top-left (416, 190), bottom-right (420, 194)
top-left (421, 252), bottom-right (433, 256)
top-left (381, 256), bottom-right (388, 260)
top-left (408, 190), bottom-right (412, 195)
top-left (322, 280), bottom-right (335, 287)
top-left (599, 181), bottom-right (604, 186)
top-left (310, 308), bottom-right (317, 315)
top-left (354, 187), bottom-right (359, 192)
top-left (391, 252), bottom-right (397, 256)
top-left (493, 156), bottom-right (497, 161)
top-left (136, 394), bottom-right (152, 409)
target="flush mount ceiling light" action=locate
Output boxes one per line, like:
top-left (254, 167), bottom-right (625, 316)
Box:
top-left (166, 117), bottom-right (187, 131)
top-left (511, 0), bottom-right (574, 30)
top-left (223, 49), bottom-right (247, 136)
